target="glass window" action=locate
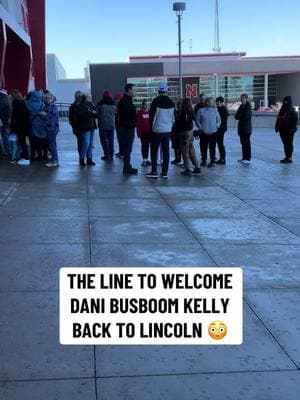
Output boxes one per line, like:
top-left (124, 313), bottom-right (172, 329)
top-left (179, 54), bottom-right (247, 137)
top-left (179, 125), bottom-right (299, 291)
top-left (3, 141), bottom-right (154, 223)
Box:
top-left (127, 77), bottom-right (179, 109)
top-left (128, 75), bottom-right (277, 110)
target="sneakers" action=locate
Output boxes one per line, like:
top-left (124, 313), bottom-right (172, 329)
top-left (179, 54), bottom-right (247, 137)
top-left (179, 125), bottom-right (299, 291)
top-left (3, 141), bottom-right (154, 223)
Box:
top-left (207, 162), bottom-right (216, 168)
top-left (160, 173), bottom-right (168, 179)
top-left (171, 159), bottom-right (181, 165)
top-left (181, 170), bottom-right (192, 176)
top-left (123, 168), bottom-right (138, 175)
top-left (241, 160), bottom-right (251, 165)
top-left (216, 159), bottom-right (226, 165)
top-left (79, 159), bottom-right (86, 166)
top-left (145, 172), bottom-right (158, 179)
top-left (280, 158), bottom-right (292, 164)
top-left (18, 159), bottom-right (30, 166)
top-left (101, 156), bottom-right (110, 161)
top-left (193, 167), bottom-right (201, 174)
top-left (45, 161), bottom-right (59, 167)
top-left (10, 160), bottom-right (18, 165)
top-left (87, 159), bottom-right (96, 166)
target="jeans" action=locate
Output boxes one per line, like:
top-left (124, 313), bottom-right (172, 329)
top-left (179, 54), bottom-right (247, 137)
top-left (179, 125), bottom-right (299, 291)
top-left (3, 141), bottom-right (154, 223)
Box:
top-left (119, 127), bottom-right (135, 172)
top-left (10, 141), bottom-right (19, 160)
top-left (81, 130), bottom-right (95, 160)
top-left (280, 131), bottom-right (295, 159)
top-left (179, 130), bottom-right (200, 170)
top-left (151, 133), bottom-right (171, 174)
top-left (1, 124), bottom-right (11, 154)
top-left (99, 129), bottom-right (114, 158)
top-left (239, 134), bottom-right (251, 161)
top-left (140, 133), bottom-right (151, 159)
top-left (201, 132), bottom-right (217, 163)
top-left (47, 132), bottom-right (59, 162)
top-left (216, 129), bottom-right (226, 161)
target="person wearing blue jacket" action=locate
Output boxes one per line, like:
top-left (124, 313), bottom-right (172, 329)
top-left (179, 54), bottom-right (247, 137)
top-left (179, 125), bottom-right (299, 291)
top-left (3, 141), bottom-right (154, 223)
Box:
top-left (196, 97), bottom-right (221, 167)
top-left (26, 90), bottom-right (48, 161)
top-left (97, 90), bottom-right (117, 161)
top-left (43, 93), bottom-right (60, 167)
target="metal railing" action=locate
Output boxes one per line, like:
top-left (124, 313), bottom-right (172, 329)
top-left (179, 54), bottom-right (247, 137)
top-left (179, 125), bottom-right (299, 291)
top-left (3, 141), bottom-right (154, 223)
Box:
top-left (56, 102), bottom-right (71, 118)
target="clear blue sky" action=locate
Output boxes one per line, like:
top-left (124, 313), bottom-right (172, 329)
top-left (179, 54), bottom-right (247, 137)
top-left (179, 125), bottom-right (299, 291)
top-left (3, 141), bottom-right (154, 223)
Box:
top-left (46, 0), bottom-right (300, 78)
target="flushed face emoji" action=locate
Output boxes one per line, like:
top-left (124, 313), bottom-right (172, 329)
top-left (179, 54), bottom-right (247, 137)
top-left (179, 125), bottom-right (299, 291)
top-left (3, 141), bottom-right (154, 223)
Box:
top-left (208, 321), bottom-right (227, 340)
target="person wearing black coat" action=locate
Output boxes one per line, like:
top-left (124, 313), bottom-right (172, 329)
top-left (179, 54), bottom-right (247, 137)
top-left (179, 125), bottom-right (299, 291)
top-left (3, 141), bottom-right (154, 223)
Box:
top-left (10, 90), bottom-right (30, 160)
top-left (69, 91), bottom-right (84, 161)
top-left (215, 96), bottom-right (229, 165)
top-left (75, 95), bottom-right (97, 166)
top-left (235, 93), bottom-right (252, 164)
top-left (275, 96), bottom-right (298, 163)
top-left (117, 84), bottom-right (137, 175)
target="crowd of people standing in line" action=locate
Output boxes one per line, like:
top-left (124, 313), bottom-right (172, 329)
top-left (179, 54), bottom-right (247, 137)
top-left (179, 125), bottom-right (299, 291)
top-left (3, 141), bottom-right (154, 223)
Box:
top-left (0, 88), bottom-right (59, 166)
top-left (68, 84), bottom-right (299, 179)
top-left (0, 85), bottom-right (298, 175)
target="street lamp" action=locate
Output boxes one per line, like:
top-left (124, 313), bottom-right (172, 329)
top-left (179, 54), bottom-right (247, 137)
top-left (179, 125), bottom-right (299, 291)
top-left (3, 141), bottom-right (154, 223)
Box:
top-left (173, 2), bottom-right (186, 99)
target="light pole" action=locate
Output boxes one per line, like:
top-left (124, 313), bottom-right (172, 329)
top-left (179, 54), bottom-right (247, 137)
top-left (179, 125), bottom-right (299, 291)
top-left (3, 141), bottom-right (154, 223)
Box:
top-left (173, 2), bottom-right (186, 99)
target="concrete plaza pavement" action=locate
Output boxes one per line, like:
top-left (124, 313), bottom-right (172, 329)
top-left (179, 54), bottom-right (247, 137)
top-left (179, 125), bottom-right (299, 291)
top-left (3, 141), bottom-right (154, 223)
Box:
top-left (0, 122), bottom-right (300, 399)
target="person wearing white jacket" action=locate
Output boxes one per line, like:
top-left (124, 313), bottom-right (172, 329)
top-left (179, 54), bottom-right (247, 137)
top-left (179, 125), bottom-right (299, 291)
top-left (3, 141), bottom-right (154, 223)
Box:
top-left (196, 97), bottom-right (221, 167)
top-left (146, 84), bottom-right (175, 179)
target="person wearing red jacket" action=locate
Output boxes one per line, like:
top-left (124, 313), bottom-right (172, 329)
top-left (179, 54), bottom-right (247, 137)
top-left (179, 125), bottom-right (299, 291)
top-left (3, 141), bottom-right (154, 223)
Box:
top-left (137, 99), bottom-right (151, 166)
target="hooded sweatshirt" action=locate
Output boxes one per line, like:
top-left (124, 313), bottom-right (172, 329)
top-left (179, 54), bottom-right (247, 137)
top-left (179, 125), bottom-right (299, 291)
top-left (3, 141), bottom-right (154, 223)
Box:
top-left (26, 91), bottom-right (47, 139)
top-left (97, 93), bottom-right (117, 131)
top-left (150, 95), bottom-right (175, 134)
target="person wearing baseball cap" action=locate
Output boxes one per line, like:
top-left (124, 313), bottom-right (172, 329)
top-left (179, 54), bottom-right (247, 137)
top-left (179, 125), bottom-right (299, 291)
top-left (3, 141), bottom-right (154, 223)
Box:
top-left (146, 83), bottom-right (175, 179)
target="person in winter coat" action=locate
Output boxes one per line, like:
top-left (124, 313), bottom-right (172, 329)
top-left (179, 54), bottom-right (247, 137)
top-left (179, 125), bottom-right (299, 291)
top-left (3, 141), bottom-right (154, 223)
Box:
top-left (114, 93), bottom-right (123, 158)
top-left (69, 91), bottom-right (84, 160)
top-left (194, 93), bottom-right (206, 164)
top-left (215, 96), bottom-right (229, 165)
top-left (146, 84), bottom-right (175, 179)
top-left (177, 97), bottom-right (201, 176)
top-left (118, 84), bottom-right (138, 175)
top-left (0, 88), bottom-right (12, 155)
top-left (76, 94), bottom-right (97, 166)
top-left (171, 100), bottom-right (183, 165)
top-left (97, 90), bottom-right (117, 161)
top-left (26, 90), bottom-right (48, 161)
top-left (196, 97), bottom-right (221, 167)
top-left (137, 99), bottom-right (151, 166)
top-left (10, 90), bottom-right (30, 162)
top-left (235, 93), bottom-right (252, 164)
top-left (43, 93), bottom-right (60, 167)
top-left (275, 96), bottom-right (298, 163)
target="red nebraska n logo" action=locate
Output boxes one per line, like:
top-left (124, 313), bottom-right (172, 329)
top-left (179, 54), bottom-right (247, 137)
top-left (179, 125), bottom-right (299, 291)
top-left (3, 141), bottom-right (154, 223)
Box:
top-left (185, 84), bottom-right (198, 98)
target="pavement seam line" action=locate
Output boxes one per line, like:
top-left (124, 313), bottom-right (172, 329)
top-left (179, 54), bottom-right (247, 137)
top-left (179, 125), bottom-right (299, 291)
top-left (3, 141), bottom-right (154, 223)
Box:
top-left (150, 181), bottom-right (219, 266)
top-left (86, 169), bottom-right (98, 400)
